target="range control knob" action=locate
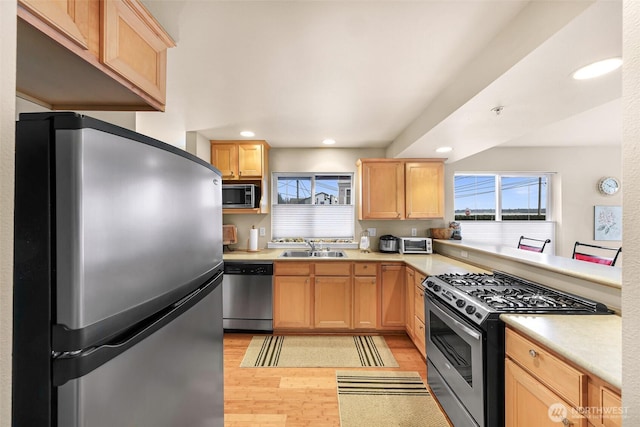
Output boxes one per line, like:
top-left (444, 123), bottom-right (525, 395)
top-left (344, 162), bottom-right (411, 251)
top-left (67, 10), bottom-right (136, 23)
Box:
top-left (456, 299), bottom-right (466, 308)
top-left (465, 305), bottom-right (476, 315)
top-left (433, 285), bottom-right (441, 292)
top-left (426, 281), bottom-right (434, 288)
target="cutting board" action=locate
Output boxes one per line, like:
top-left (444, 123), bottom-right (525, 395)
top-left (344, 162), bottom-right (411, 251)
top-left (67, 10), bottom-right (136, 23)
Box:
top-left (223, 224), bottom-right (237, 245)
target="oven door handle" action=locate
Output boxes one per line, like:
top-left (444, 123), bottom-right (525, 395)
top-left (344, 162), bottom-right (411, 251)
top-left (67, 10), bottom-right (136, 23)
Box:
top-left (430, 297), bottom-right (482, 341)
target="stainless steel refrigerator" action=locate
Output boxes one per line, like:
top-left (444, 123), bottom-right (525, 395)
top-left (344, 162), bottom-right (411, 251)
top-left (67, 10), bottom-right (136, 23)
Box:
top-left (13, 112), bottom-right (224, 427)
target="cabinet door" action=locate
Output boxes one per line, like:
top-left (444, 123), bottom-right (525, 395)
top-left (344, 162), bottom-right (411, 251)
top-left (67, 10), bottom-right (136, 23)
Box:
top-left (405, 267), bottom-right (415, 338)
top-left (359, 161), bottom-right (405, 219)
top-left (102, 0), bottom-right (173, 104)
top-left (237, 143), bottom-right (263, 178)
top-left (505, 359), bottom-right (587, 427)
top-left (314, 277), bottom-right (352, 329)
top-left (600, 387), bottom-right (622, 427)
top-left (273, 276), bottom-right (311, 329)
top-left (19, 0), bottom-right (91, 49)
top-left (354, 276), bottom-right (378, 329)
top-left (380, 264), bottom-right (405, 329)
top-left (405, 161), bottom-right (444, 219)
top-left (211, 143), bottom-right (238, 179)
top-left (414, 316), bottom-right (426, 358)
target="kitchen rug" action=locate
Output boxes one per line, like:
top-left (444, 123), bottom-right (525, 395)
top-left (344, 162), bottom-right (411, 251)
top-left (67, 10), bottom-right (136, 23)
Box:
top-left (240, 335), bottom-right (399, 368)
top-left (336, 371), bottom-right (450, 427)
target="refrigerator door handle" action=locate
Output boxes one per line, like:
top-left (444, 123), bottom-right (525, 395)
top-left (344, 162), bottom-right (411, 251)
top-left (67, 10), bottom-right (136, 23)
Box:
top-left (52, 271), bottom-right (223, 387)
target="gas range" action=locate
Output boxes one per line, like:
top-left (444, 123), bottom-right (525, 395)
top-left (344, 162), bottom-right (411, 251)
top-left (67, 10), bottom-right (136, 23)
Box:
top-left (423, 271), bottom-right (611, 327)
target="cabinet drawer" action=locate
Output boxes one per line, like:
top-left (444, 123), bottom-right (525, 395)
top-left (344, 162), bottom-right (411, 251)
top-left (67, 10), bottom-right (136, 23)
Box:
top-left (274, 261), bottom-right (311, 276)
top-left (315, 262), bottom-right (351, 276)
top-left (414, 285), bottom-right (425, 322)
top-left (601, 387), bottom-right (622, 427)
top-left (506, 329), bottom-right (586, 408)
top-left (354, 262), bottom-right (377, 276)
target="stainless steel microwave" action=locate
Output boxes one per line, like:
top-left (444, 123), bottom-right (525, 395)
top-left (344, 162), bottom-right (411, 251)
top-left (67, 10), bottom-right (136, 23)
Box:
top-left (222, 184), bottom-right (260, 208)
top-left (399, 237), bottom-right (433, 254)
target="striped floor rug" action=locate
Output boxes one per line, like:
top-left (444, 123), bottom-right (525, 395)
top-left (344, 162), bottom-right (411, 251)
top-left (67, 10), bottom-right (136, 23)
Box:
top-left (240, 335), bottom-right (399, 368)
top-left (337, 371), bottom-right (450, 427)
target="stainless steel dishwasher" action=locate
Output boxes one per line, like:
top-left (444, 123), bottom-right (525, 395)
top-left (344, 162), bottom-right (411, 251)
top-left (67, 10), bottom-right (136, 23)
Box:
top-left (222, 261), bottom-right (273, 332)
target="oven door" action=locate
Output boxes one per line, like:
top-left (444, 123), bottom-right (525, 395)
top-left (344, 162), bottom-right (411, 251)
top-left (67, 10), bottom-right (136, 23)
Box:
top-left (426, 295), bottom-right (485, 427)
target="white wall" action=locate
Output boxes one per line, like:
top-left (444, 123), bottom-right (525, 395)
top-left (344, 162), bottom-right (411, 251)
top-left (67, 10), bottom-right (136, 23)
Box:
top-left (622, 1), bottom-right (640, 423)
top-left (0, 1), bottom-right (16, 425)
top-left (185, 131), bottom-right (212, 163)
top-left (445, 146), bottom-right (622, 259)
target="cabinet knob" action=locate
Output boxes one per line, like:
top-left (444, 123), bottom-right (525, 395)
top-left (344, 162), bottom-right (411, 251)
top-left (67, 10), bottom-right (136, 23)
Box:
top-left (239, 171), bottom-right (242, 176)
top-left (561, 418), bottom-right (571, 426)
top-left (529, 349), bottom-right (538, 358)
top-left (230, 171), bottom-right (234, 177)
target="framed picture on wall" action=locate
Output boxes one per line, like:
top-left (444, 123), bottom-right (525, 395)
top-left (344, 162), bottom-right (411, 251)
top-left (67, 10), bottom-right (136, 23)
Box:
top-left (594, 205), bottom-right (622, 241)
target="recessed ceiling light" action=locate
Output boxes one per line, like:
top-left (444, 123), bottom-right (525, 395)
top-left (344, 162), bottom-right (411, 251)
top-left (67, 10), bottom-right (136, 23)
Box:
top-left (436, 146), bottom-right (453, 153)
top-left (240, 130), bottom-right (255, 137)
top-left (322, 139), bottom-right (336, 145)
top-left (572, 57), bottom-right (622, 80)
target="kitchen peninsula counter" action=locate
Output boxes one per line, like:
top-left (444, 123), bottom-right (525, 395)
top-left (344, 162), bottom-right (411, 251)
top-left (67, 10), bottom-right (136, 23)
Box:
top-left (501, 313), bottom-right (622, 390)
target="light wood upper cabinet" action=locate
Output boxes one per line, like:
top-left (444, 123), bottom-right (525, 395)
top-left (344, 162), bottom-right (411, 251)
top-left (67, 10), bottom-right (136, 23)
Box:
top-left (405, 161), bottom-right (445, 219)
top-left (211, 141), bottom-right (268, 180)
top-left (357, 158), bottom-right (445, 220)
top-left (358, 160), bottom-right (405, 219)
top-left (102, 0), bottom-right (172, 105)
top-left (19, 0), bottom-right (92, 49)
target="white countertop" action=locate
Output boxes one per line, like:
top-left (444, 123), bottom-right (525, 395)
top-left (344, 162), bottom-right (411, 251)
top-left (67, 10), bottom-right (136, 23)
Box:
top-left (501, 314), bottom-right (621, 390)
top-left (223, 249), bottom-right (488, 276)
top-left (434, 239), bottom-right (621, 289)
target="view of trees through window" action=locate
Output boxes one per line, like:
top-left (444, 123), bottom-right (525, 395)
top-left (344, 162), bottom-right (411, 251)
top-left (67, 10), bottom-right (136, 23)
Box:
top-left (454, 174), bottom-right (548, 220)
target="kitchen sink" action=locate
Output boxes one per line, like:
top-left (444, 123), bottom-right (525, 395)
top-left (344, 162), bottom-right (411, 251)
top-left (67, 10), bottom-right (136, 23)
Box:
top-left (279, 250), bottom-right (347, 258)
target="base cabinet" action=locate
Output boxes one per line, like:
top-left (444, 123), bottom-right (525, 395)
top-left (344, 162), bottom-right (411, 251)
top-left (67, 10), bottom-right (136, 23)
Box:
top-left (314, 268), bottom-right (352, 330)
top-left (273, 262), bottom-right (312, 329)
top-left (505, 328), bottom-right (621, 427)
top-left (380, 264), bottom-right (405, 329)
top-left (505, 359), bottom-right (587, 427)
top-left (354, 262), bottom-right (378, 329)
top-left (405, 267), bottom-right (415, 338)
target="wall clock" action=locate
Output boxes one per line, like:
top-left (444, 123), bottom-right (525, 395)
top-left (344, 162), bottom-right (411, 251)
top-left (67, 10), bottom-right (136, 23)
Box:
top-left (597, 176), bottom-right (620, 195)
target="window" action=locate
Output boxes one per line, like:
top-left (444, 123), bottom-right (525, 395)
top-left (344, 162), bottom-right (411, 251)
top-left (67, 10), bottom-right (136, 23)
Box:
top-left (272, 173), bottom-right (354, 239)
top-left (454, 173), bottom-right (550, 221)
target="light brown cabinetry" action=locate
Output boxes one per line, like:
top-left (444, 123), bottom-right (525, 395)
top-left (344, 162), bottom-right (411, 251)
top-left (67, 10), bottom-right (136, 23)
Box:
top-left (17, 0), bottom-right (174, 111)
top-left (380, 264), bottom-right (405, 329)
top-left (413, 282), bottom-right (426, 358)
top-left (353, 263), bottom-right (378, 329)
top-left (273, 262), bottom-right (312, 329)
top-left (210, 140), bottom-right (270, 214)
top-left (505, 328), bottom-right (621, 427)
top-left (405, 267), bottom-right (415, 338)
top-left (314, 263), bottom-right (352, 329)
top-left (356, 158), bottom-right (445, 220)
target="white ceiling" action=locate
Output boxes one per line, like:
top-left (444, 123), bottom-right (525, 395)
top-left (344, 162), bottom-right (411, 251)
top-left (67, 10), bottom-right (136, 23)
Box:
top-left (143, 0), bottom-right (621, 162)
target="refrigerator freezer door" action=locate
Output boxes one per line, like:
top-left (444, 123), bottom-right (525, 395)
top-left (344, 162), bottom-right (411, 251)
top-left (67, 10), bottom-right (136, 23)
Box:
top-left (55, 127), bottom-right (223, 347)
top-left (57, 279), bottom-right (224, 427)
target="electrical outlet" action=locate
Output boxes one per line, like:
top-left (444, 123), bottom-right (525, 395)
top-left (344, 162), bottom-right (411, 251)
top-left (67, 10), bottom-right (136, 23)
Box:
top-left (259, 227), bottom-right (266, 236)
top-left (368, 228), bottom-right (376, 237)
top-left (411, 228), bottom-right (417, 236)
top-left (460, 250), bottom-right (468, 258)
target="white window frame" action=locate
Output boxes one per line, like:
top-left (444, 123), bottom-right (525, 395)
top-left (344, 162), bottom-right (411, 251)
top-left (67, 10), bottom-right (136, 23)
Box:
top-left (271, 172), bottom-right (355, 240)
top-left (454, 172), bottom-right (553, 221)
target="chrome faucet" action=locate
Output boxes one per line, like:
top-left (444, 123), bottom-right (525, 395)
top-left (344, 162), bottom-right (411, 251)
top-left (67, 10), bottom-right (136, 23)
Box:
top-left (304, 239), bottom-right (316, 251)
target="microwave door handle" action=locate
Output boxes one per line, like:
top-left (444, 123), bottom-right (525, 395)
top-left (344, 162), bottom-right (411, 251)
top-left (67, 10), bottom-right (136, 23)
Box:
top-left (430, 298), bottom-right (481, 340)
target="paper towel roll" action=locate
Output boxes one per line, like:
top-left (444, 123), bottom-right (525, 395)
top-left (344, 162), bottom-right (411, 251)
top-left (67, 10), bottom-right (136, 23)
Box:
top-left (249, 228), bottom-right (259, 251)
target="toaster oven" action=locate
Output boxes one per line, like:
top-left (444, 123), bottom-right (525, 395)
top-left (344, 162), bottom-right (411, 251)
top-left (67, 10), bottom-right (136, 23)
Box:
top-left (399, 237), bottom-right (432, 254)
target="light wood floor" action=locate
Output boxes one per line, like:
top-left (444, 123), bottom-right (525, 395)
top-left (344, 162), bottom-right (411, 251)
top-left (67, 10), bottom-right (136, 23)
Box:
top-left (223, 333), bottom-right (436, 427)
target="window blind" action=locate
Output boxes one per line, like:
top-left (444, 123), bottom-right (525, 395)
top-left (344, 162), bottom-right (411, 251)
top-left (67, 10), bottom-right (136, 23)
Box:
top-left (271, 204), bottom-right (354, 239)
